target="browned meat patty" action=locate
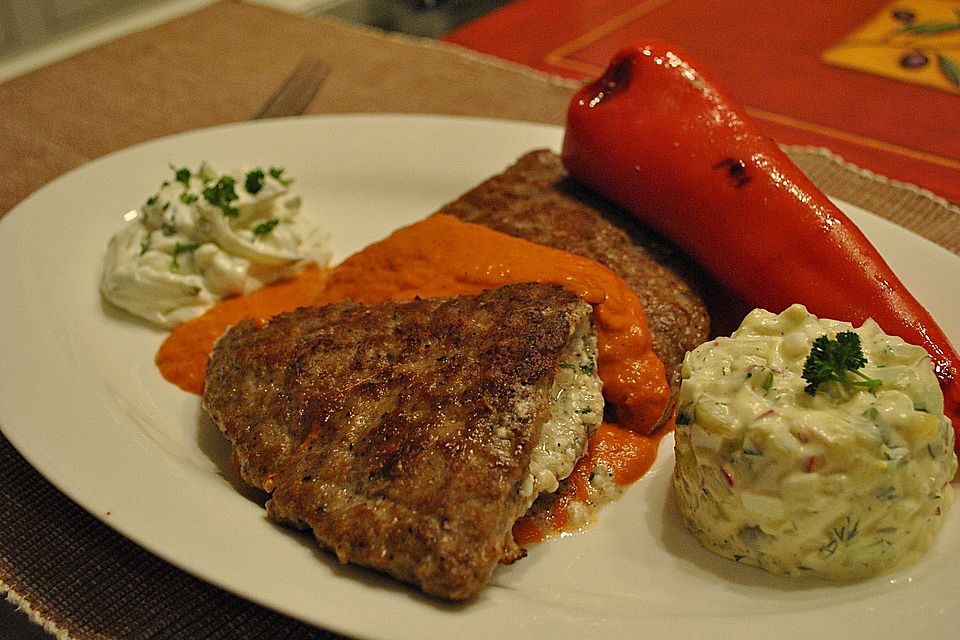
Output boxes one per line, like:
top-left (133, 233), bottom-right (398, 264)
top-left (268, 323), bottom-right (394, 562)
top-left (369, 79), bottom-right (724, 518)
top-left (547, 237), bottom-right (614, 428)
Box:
top-left (439, 149), bottom-right (711, 387)
top-left (203, 283), bottom-right (598, 600)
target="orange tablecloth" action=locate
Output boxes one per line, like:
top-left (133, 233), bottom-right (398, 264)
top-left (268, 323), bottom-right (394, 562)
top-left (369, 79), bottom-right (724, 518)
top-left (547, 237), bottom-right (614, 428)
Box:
top-left (444, 0), bottom-right (960, 203)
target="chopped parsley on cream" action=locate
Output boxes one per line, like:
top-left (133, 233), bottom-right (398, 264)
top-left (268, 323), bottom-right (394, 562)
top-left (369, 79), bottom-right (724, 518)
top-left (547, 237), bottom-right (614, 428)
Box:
top-left (100, 163), bottom-right (329, 328)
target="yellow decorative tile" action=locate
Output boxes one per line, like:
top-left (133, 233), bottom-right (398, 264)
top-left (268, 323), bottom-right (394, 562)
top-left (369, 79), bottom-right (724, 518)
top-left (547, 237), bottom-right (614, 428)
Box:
top-left (823, 0), bottom-right (960, 93)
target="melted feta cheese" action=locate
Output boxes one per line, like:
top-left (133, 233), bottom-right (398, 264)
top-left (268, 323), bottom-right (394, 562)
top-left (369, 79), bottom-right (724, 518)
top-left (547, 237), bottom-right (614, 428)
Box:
top-left (100, 164), bottom-right (329, 328)
top-left (530, 315), bottom-right (603, 496)
top-left (518, 314), bottom-right (603, 504)
top-left (673, 304), bottom-right (956, 580)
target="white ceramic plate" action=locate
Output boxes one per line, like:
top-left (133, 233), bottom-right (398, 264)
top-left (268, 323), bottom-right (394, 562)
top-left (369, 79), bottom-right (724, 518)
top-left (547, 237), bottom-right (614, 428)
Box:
top-left (0, 115), bottom-right (957, 640)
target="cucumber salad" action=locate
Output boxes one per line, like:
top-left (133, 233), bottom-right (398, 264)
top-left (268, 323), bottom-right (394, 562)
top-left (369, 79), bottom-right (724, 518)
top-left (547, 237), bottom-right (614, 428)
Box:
top-left (673, 304), bottom-right (956, 580)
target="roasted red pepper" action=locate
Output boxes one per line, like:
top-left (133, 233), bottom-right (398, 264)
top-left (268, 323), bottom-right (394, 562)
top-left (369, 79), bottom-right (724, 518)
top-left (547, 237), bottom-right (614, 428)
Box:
top-left (561, 41), bottom-right (960, 450)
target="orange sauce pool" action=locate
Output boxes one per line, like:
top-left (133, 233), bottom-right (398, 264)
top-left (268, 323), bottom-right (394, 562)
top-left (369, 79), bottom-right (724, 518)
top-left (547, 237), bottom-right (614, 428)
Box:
top-left (156, 265), bottom-right (330, 395)
top-left (156, 213), bottom-right (673, 539)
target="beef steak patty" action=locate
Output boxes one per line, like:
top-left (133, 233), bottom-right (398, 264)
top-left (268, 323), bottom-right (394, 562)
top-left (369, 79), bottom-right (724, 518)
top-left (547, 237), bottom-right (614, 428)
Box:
top-left (440, 148), bottom-right (711, 387)
top-left (203, 283), bottom-right (600, 599)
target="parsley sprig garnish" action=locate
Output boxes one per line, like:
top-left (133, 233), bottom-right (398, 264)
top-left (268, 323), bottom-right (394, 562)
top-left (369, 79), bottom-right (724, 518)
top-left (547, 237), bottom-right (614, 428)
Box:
top-left (801, 332), bottom-right (882, 395)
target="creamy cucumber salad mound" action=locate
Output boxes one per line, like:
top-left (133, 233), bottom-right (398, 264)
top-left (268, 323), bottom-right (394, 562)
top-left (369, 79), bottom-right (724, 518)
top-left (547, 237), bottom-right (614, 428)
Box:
top-left (101, 164), bottom-right (329, 328)
top-left (673, 303), bottom-right (956, 580)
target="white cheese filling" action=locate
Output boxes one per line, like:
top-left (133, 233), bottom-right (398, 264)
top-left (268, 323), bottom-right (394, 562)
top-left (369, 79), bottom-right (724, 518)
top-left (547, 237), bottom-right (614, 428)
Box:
top-left (520, 313), bottom-right (603, 502)
top-left (673, 303), bottom-right (956, 580)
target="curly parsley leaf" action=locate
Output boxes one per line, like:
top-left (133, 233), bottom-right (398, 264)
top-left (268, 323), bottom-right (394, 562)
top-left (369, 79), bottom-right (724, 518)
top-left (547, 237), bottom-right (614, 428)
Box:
top-left (802, 332), bottom-right (882, 395)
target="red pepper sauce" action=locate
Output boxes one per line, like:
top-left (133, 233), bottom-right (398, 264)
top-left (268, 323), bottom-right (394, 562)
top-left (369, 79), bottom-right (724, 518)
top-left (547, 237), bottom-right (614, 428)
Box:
top-left (156, 214), bottom-right (672, 539)
top-left (155, 264), bottom-right (329, 396)
top-left (513, 420), bottom-right (672, 545)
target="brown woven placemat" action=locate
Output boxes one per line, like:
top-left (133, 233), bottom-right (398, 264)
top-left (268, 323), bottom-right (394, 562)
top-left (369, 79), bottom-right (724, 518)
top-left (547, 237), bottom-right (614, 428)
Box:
top-left (0, 432), bottom-right (339, 640)
top-left (785, 146), bottom-right (960, 253)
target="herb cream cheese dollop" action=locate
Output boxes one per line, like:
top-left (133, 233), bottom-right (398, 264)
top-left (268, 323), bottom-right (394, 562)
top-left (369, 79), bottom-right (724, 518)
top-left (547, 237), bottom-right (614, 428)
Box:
top-left (100, 164), bottom-right (329, 328)
top-left (673, 304), bottom-right (956, 580)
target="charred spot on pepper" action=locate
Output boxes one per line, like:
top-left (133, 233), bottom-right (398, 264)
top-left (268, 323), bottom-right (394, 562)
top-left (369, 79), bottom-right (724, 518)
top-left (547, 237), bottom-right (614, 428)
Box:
top-left (712, 158), bottom-right (752, 188)
top-left (584, 55), bottom-right (633, 107)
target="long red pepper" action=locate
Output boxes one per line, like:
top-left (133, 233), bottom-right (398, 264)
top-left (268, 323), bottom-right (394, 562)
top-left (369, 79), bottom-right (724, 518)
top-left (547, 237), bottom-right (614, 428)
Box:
top-left (561, 41), bottom-right (960, 451)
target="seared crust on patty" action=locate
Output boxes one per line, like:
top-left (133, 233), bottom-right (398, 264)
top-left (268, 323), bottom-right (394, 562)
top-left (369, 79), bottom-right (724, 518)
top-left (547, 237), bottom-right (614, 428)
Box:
top-left (439, 149), bottom-right (710, 386)
top-left (203, 283), bottom-right (594, 599)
